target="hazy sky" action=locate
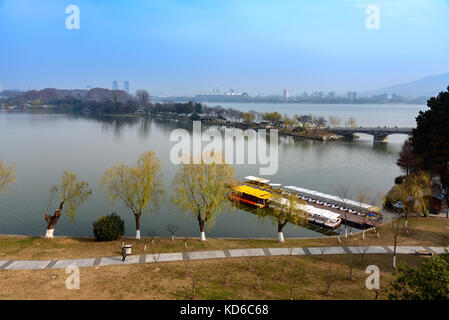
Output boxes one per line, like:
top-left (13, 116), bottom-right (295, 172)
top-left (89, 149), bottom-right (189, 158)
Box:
top-left (1, 0), bottom-right (449, 96)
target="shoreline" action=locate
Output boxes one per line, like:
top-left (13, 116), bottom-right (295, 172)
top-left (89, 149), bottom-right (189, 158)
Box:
top-left (0, 226), bottom-right (373, 241)
top-left (0, 109), bottom-right (342, 141)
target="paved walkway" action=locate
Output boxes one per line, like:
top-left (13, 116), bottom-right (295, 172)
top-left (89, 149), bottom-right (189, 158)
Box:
top-left (0, 246), bottom-right (447, 271)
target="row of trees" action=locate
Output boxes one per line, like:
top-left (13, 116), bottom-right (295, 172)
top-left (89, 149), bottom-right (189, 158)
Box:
top-left (396, 86), bottom-right (449, 190)
top-left (259, 113), bottom-right (357, 130)
top-left (382, 88), bottom-right (449, 268)
top-left (1, 153), bottom-right (307, 242)
top-left (43, 87), bottom-right (361, 131)
top-left (387, 87), bottom-right (449, 231)
top-left (50, 98), bottom-right (138, 115)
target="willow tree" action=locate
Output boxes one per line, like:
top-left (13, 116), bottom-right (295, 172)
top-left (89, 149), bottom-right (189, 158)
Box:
top-left (44, 170), bottom-right (92, 238)
top-left (345, 117), bottom-right (357, 128)
top-left (172, 153), bottom-right (235, 241)
top-left (385, 171), bottom-right (431, 233)
top-left (266, 193), bottom-right (308, 242)
top-left (101, 151), bottom-right (164, 239)
top-left (0, 160), bottom-right (16, 194)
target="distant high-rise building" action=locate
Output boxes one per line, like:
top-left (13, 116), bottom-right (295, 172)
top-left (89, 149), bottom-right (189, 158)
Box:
top-left (124, 81), bottom-right (130, 94)
top-left (283, 89), bottom-right (289, 101)
top-left (112, 80), bottom-right (119, 90)
top-left (346, 91), bottom-right (357, 101)
top-left (0, 81), bottom-right (3, 93)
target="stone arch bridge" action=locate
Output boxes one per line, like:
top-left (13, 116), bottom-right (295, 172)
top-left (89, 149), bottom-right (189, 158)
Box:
top-left (329, 127), bottom-right (413, 142)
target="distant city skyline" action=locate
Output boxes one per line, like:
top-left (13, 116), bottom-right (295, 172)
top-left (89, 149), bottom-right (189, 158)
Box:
top-left (1, 0), bottom-right (449, 95)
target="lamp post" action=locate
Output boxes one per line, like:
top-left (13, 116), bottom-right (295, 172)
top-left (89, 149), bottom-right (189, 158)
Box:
top-left (441, 189), bottom-right (447, 217)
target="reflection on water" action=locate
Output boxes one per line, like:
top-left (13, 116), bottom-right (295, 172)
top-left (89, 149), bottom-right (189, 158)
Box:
top-left (0, 112), bottom-right (403, 238)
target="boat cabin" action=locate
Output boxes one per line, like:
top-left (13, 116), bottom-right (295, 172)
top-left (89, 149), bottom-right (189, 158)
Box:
top-left (231, 184), bottom-right (272, 208)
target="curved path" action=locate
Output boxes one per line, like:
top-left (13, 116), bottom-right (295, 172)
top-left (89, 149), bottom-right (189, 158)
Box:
top-left (0, 246), bottom-right (447, 271)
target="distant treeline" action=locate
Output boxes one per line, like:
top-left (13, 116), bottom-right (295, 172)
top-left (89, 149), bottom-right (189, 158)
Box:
top-left (49, 98), bottom-right (138, 115)
top-left (48, 98), bottom-right (257, 121)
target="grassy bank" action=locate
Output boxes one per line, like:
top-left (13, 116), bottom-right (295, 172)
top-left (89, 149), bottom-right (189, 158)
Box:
top-left (0, 253), bottom-right (426, 300)
top-left (0, 217), bottom-right (447, 260)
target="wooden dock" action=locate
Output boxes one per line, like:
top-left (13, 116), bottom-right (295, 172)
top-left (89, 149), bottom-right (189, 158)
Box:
top-left (308, 202), bottom-right (381, 228)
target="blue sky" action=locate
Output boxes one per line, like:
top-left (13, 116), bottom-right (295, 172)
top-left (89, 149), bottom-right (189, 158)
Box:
top-left (1, 0), bottom-right (448, 95)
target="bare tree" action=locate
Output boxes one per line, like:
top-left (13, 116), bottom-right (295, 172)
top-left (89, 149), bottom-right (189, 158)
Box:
top-left (345, 254), bottom-right (357, 281)
top-left (356, 246), bottom-right (369, 268)
top-left (253, 267), bottom-right (262, 291)
top-left (391, 204), bottom-right (404, 269)
top-left (222, 270), bottom-right (231, 287)
top-left (324, 259), bottom-right (338, 296)
top-left (183, 247), bottom-right (193, 278)
top-left (345, 117), bottom-right (357, 128)
top-left (396, 137), bottom-right (415, 176)
top-left (277, 256), bottom-right (288, 283)
top-left (320, 247), bottom-right (328, 261)
top-left (286, 265), bottom-right (298, 300)
top-left (136, 89), bottom-right (150, 113)
top-left (166, 224), bottom-right (179, 240)
top-left (249, 110), bottom-right (262, 123)
top-left (328, 116), bottom-right (342, 128)
top-left (190, 271), bottom-right (201, 299)
top-left (355, 186), bottom-right (372, 240)
top-left (335, 184), bottom-right (351, 238)
top-left (295, 114), bottom-right (312, 129)
top-left (182, 236), bottom-right (189, 248)
top-left (314, 116), bottom-right (327, 129)
top-left (151, 243), bottom-right (161, 272)
top-left (244, 249), bottom-right (255, 273)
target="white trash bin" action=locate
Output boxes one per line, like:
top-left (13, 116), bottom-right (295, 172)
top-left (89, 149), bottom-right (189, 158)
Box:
top-left (125, 245), bottom-right (132, 255)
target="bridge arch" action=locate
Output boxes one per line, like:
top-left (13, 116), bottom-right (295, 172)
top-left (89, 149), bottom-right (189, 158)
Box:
top-left (329, 127), bottom-right (413, 143)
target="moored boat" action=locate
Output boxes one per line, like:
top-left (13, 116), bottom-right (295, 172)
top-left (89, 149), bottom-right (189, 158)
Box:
top-left (229, 184), bottom-right (272, 209)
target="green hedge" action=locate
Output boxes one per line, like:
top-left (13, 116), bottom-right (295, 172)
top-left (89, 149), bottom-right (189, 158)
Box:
top-left (93, 212), bottom-right (125, 242)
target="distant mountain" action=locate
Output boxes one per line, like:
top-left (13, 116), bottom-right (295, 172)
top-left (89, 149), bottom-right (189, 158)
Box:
top-left (366, 72), bottom-right (449, 98)
top-left (12, 88), bottom-right (133, 104)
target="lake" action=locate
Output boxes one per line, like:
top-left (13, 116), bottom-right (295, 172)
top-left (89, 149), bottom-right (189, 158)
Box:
top-left (0, 103), bottom-right (426, 239)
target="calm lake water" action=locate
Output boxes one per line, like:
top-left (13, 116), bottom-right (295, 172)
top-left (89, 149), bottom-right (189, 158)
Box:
top-left (0, 103), bottom-right (426, 238)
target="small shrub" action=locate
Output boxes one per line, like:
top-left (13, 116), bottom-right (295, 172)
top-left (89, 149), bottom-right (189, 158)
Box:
top-left (93, 212), bottom-right (125, 241)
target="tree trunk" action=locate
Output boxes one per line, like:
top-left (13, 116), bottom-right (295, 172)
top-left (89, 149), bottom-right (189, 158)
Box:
top-left (278, 221), bottom-right (288, 243)
top-left (198, 217), bottom-right (206, 241)
top-left (135, 213), bottom-right (141, 239)
top-left (344, 213), bottom-right (348, 238)
top-left (393, 215), bottom-right (400, 269)
top-left (43, 200), bottom-right (64, 238)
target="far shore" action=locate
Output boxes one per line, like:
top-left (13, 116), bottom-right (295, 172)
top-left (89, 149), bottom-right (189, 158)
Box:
top-left (1, 108), bottom-right (342, 141)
